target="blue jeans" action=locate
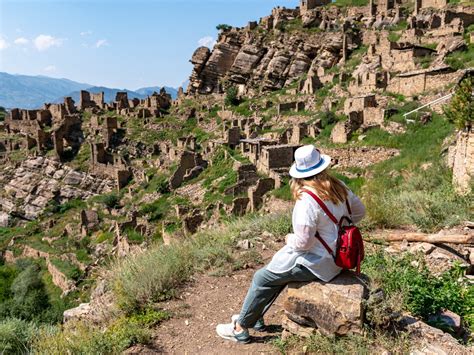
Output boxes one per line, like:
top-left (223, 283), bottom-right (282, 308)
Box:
top-left (237, 264), bottom-right (318, 328)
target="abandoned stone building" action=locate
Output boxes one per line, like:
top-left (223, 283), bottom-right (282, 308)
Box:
top-left (387, 66), bottom-right (462, 96)
top-left (300, 0), bottom-right (331, 13)
top-left (79, 91), bottom-right (105, 110)
top-left (89, 142), bottom-right (132, 189)
top-left (348, 71), bottom-right (388, 95)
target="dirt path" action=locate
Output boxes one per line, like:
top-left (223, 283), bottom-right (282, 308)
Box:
top-left (144, 268), bottom-right (284, 354)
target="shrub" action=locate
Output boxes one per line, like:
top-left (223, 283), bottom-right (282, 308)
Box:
top-left (444, 77), bottom-right (473, 129)
top-left (0, 318), bottom-right (40, 354)
top-left (0, 263), bottom-right (51, 322)
top-left (96, 192), bottom-right (121, 209)
top-left (32, 319), bottom-right (150, 354)
top-left (363, 250), bottom-right (474, 332)
top-left (216, 24), bottom-right (232, 31)
top-left (225, 86), bottom-right (239, 106)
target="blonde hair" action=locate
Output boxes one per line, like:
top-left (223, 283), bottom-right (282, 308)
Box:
top-left (290, 170), bottom-right (348, 204)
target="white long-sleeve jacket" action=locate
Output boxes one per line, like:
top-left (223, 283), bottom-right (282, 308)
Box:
top-left (267, 185), bottom-right (366, 282)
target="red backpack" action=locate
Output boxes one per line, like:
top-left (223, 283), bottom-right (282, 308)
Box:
top-left (302, 189), bottom-right (364, 274)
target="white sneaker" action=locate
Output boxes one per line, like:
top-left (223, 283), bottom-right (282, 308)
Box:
top-left (216, 321), bottom-right (250, 343)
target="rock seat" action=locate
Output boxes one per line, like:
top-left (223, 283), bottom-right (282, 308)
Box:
top-left (282, 271), bottom-right (369, 337)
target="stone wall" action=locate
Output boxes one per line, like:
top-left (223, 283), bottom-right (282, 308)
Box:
top-left (448, 128), bottom-right (473, 195)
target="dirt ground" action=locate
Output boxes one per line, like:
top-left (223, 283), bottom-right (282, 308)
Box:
top-left (126, 248), bottom-right (284, 354)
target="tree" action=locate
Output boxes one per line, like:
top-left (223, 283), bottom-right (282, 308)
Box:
top-left (444, 77), bottom-right (473, 129)
top-left (216, 24), bottom-right (232, 32)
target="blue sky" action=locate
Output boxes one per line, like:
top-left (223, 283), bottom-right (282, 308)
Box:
top-left (0, 0), bottom-right (299, 89)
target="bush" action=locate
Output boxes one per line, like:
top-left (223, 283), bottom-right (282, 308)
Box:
top-left (363, 250), bottom-right (474, 332)
top-left (96, 192), bottom-right (121, 209)
top-left (0, 263), bottom-right (50, 322)
top-left (444, 77), bottom-right (473, 129)
top-left (32, 319), bottom-right (150, 354)
top-left (216, 24), bottom-right (232, 31)
top-left (0, 318), bottom-right (40, 354)
top-left (225, 86), bottom-right (239, 106)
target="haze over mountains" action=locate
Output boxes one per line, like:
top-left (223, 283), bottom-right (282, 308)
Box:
top-left (0, 72), bottom-right (179, 109)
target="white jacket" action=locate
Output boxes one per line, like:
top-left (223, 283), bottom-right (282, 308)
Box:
top-left (267, 186), bottom-right (366, 282)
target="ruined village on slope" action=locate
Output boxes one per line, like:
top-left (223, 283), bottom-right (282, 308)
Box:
top-left (0, 0), bottom-right (473, 350)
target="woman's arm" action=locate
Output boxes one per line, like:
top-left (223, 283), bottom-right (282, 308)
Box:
top-left (286, 198), bottom-right (318, 251)
top-left (348, 191), bottom-right (366, 224)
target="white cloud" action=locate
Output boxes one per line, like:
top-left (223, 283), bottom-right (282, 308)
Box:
top-left (95, 39), bottom-right (109, 48)
top-left (34, 34), bottom-right (63, 51)
top-left (80, 30), bottom-right (92, 36)
top-left (14, 37), bottom-right (29, 45)
top-left (43, 65), bottom-right (57, 73)
top-left (198, 36), bottom-right (216, 48)
top-left (0, 36), bottom-right (10, 50)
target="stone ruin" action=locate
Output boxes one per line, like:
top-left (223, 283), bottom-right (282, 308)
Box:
top-left (169, 151), bottom-right (208, 190)
top-left (3, 97), bottom-right (83, 161)
top-left (89, 143), bottom-right (132, 190)
top-left (79, 90), bottom-right (105, 110)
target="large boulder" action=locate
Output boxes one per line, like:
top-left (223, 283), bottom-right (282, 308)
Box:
top-left (282, 271), bottom-right (369, 336)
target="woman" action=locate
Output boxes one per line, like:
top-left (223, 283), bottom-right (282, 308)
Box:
top-left (216, 145), bottom-right (366, 343)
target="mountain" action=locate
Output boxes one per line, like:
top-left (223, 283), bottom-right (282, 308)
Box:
top-left (0, 72), bottom-right (179, 109)
top-left (135, 86), bottom-right (179, 98)
top-left (58, 86), bottom-right (148, 105)
top-left (0, 72), bottom-right (91, 109)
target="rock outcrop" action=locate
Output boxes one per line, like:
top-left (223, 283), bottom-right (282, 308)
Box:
top-left (0, 156), bottom-right (113, 220)
top-left (282, 271), bottom-right (369, 336)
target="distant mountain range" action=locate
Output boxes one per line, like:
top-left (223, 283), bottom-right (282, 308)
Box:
top-left (0, 72), bottom-right (179, 109)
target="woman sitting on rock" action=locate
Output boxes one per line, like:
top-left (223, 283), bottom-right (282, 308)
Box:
top-left (216, 145), bottom-right (366, 343)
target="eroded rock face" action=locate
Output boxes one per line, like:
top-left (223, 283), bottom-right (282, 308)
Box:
top-left (282, 271), bottom-right (369, 336)
top-left (0, 157), bottom-right (114, 221)
top-left (186, 22), bottom-right (346, 95)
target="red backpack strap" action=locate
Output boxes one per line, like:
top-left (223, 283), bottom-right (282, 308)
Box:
top-left (345, 199), bottom-right (352, 216)
top-left (301, 189), bottom-right (338, 224)
top-left (315, 232), bottom-right (335, 257)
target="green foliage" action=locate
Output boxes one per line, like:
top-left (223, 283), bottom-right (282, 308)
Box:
top-left (0, 107), bottom-right (6, 122)
top-left (49, 258), bottom-right (82, 281)
top-left (331, 0), bottom-right (369, 7)
top-left (140, 195), bottom-right (170, 222)
top-left (0, 318), bottom-right (40, 354)
top-left (0, 265), bottom-right (18, 303)
top-left (145, 173), bottom-right (170, 194)
top-left (216, 24), bottom-right (232, 31)
top-left (272, 183), bottom-right (292, 201)
top-left (32, 319), bottom-right (150, 354)
top-left (94, 191), bottom-right (121, 209)
top-left (361, 116), bottom-right (472, 231)
top-left (363, 250), bottom-right (474, 331)
top-left (388, 32), bottom-right (401, 43)
top-left (444, 77), bottom-right (474, 129)
top-left (225, 86), bottom-right (239, 106)
top-left (445, 44), bottom-right (474, 69)
top-left (0, 262), bottom-right (54, 323)
top-left (272, 330), bottom-right (409, 354)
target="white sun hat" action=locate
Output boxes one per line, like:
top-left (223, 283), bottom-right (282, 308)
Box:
top-left (289, 145), bottom-right (331, 179)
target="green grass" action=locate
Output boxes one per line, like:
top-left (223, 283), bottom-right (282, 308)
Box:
top-left (331, 0), bottom-right (369, 7)
top-left (49, 257), bottom-right (82, 281)
top-left (272, 330), bottom-right (410, 354)
top-left (445, 44), bottom-right (474, 70)
top-left (360, 115), bottom-right (473, 231)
